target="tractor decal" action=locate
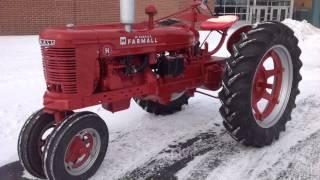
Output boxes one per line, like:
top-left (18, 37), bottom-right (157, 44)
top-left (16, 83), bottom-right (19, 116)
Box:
top-left (120, 35), bottom-right (158, 46)
top-left (39, 39), bottom-right (55, 47)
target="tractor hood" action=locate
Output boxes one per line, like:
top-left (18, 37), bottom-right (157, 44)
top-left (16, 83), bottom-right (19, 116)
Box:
top-left (39, 23), bottom-right (197, 57)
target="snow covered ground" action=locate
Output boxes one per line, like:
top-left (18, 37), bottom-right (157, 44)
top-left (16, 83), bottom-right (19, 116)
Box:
top-left (0, 19), bottom-right (319, 180)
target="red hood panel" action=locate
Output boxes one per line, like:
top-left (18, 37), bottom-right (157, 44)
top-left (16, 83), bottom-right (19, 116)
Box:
top-left (39, 23), bottom-right (196, 56)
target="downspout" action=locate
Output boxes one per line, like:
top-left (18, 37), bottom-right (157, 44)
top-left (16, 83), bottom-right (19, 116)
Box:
top-left (289, 0), bottom-right (294, 19)
top-left (246, 0), bottom-right (250, 22)
top-left (253, 0), bottom-right (257, 23)
top-left (312, 0), bottom-right (320, 27)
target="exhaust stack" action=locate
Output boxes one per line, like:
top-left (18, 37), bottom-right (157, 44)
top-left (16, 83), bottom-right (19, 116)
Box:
top-left (120, 0), bottom-right (135, 32)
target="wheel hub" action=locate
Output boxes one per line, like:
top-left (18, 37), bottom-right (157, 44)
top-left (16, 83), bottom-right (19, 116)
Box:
top-left (253, 70), bottom-right (268, 100)
top-left (251, 45), bottom-right (293, 128)
top-left (65, 133), bottom-right (94, 168)
top-left (252, 50), bottom-right (283, 120)
top-left (64, 128), bottom-right (101, 176)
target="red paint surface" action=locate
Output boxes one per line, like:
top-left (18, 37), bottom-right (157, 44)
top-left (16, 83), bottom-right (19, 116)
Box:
top-left (39, 1), bottom-right (244, 120)
top-left (252, 50), bottom-right (283, 121)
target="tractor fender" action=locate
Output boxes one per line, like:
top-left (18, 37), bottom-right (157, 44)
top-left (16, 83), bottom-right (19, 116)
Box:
top-left (227, 25), bottom-right (252, 54)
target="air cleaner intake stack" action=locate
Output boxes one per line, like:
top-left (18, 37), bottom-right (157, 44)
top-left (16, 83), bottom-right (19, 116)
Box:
top-left (120, 0), bottom-right (135, 32)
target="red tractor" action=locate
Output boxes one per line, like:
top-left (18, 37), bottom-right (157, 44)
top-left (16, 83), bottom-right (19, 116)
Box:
top-left (17, 0), bottom-right (302, 179)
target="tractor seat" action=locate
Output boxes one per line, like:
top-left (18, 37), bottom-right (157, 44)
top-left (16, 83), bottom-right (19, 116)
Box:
top-left (200, 15), bottom-right (239, 31)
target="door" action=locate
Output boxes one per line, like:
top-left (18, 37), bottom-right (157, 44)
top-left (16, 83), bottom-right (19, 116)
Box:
top-left (249, 6), bottom-right (269, 23)
top-left (271, 6), bottom-right (289, 21)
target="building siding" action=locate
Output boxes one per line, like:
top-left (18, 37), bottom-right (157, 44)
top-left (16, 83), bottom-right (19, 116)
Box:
top-left (0, 0), bottom-right (214, 35)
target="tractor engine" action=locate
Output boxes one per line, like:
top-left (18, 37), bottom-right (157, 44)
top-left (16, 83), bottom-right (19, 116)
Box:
top-left (157, 53), bottom-right (185, 77)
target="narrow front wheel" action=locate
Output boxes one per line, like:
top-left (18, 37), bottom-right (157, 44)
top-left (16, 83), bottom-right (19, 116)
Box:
top-left (43, 112), bottom-right (109, 180)
top-left (18, 109), bottom-right (55, 178)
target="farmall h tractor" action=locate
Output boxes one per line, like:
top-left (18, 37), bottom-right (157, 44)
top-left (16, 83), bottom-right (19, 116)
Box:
top-left (17, 0), bottom-right (302, 179)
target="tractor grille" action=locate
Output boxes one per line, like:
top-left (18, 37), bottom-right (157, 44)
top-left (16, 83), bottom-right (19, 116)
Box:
top-left (41, 48), bottom-right (77, 94)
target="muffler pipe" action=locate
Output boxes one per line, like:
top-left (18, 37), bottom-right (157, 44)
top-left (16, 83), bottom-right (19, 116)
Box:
top-left (120, 0), bottom-right (135, 32)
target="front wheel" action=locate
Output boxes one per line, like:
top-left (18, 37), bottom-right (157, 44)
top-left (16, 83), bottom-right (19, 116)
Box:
top-left (18, 109), bottom-right (55, 178)
top-left (43, 112), bottom-right (109, 180)
top-left (219, 22), bottom-right (302, 147)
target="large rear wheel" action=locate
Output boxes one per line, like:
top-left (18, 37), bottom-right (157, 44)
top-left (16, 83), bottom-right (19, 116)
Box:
top-left (219, 22), bottom-right (302, 147)
top-left (134, 92), bottom-right (190, 115)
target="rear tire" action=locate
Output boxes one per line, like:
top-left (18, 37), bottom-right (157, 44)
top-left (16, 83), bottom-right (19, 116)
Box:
top-left (219, 22), bottom-right (302, 147)
top-left (134, 93), bottom-right (190, 115)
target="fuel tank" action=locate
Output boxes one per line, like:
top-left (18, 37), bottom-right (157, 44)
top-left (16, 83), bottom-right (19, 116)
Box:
top-left (39, 23), bottom-right (197, 57)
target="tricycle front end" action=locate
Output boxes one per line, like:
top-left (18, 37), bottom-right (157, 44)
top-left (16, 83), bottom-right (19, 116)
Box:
top-left (17, 0), bottom-right (302, 179)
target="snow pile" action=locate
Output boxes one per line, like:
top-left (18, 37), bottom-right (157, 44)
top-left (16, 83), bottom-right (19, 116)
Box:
top-left (282, 19), bottom-right (320, 41)
top-left (283, 19), bottom-right (320, 69)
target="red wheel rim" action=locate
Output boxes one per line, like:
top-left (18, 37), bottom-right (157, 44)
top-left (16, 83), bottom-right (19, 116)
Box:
top-left (38, 122), bottom-right (55, 157)
top-left (252, 50), bottom-right (283, 121)
top-left (64, 128), bottom-right (101, 175)
top-left (65, 133), bottom-right (94, 168)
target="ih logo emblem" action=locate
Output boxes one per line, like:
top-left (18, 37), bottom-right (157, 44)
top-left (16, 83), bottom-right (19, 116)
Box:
top-left (120, 37), bottom-right (127, 45)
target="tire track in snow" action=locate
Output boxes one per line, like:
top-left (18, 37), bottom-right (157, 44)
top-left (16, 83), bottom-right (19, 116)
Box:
top-left (122, 96), bottom-right (320, 180)
top-left (179, 95), bottom-right (320, 180)
top-left (121, 129), bottom-right (238, 180)
top-left (256, 129), bottom-right (320, 180)
top-left (255, 96), bottom-right (320, 180)
top-left (175, 139), bottom-right (240, 180)
top-left (203, 95), bottom-right (320, 180)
